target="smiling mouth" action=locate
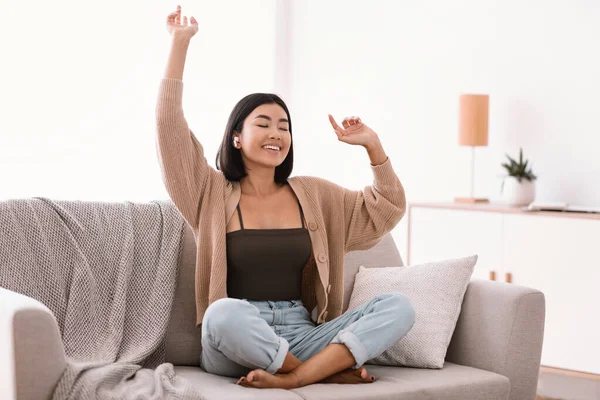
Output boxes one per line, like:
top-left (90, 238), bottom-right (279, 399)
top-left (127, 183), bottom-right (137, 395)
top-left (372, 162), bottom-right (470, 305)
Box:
top-left (263, 147), bottom-right (281, 154)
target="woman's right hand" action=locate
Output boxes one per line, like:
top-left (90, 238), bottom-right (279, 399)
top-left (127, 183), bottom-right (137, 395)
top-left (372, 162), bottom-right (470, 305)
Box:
top-left (166, 5), bottom-right (198, 40)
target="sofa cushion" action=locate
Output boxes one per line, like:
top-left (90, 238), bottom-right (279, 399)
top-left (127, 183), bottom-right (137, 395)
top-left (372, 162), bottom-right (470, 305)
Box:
top-left (294, 362), bottom-right (509, 400)
top-left (348, 255), bottom-right (477, 368)
top-left (165, 223), bottom-right (203, 366)
top-left (342, 233), bottom-right (404, 311)
top-left (174, 366), bottom-right (304, 399)
top-left (174, 362), bottom-right (509, 400)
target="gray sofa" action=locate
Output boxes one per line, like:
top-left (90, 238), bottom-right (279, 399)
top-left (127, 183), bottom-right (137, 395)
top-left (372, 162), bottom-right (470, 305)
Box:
top-left (2, 216), bottom-right (545, 400)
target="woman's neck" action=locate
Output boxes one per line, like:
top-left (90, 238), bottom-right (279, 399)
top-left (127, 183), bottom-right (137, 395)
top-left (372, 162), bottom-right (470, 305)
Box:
top-left (240, 175), bottom-right (285, 198)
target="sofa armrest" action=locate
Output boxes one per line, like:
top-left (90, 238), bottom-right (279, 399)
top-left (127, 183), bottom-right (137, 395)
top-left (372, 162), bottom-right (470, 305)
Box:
top-left (0, 288), bottom-right (67, 400)
top-left (445, 279), bottom-right (545, 400)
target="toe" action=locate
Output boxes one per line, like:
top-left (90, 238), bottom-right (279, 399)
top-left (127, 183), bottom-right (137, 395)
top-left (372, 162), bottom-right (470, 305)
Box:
top-left (240, 378), bottom-right (254, 388)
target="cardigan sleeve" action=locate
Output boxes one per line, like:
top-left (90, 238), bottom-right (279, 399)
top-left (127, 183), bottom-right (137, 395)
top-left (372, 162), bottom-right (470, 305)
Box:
top-left (155, 78), bottom-right (225, 229)
top-left (342, 156), bottom-right (407, 253)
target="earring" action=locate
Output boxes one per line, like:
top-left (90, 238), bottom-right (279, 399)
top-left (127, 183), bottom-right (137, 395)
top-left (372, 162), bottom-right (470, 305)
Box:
top-left (233, 137), bottom-right (240, 148)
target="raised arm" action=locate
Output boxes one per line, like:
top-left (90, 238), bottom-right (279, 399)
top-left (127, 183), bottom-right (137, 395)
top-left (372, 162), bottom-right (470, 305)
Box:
top-left (155, 6), bottom-right (224, 229)
top-left (327, 115), bottom-right (407, 252)
top-left (342, 153), bottom-right (406, 252)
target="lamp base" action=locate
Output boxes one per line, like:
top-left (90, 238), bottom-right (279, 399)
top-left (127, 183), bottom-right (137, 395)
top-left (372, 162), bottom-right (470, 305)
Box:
top-left (454, 197), bottom-right (489, 204)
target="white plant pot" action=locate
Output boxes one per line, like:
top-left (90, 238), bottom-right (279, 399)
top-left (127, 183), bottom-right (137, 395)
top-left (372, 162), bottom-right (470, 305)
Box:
top-left (502, 176), bottom-right (536, 206)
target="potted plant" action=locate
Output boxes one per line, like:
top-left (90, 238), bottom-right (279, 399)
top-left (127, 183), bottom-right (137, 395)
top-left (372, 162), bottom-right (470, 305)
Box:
top-left (501, 147), bottom-right (537, 206)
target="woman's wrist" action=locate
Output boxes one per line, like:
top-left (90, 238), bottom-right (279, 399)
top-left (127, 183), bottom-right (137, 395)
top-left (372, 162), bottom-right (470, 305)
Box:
top-left (365, 140), bottom-right (387, 166)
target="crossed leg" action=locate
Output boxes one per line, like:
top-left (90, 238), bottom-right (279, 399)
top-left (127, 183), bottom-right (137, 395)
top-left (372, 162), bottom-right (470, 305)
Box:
top-left (235, 293), bottom-right (415, 389)
top-left (199, 298), bottom-right (376, 387)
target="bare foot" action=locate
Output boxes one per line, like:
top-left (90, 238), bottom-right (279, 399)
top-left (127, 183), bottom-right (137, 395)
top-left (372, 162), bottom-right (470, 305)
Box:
top-left (236, 367), bottom-right (376, 388)
top-left (323, 367), bottom-right (376, 384)
top-left (236, 369), bottom-right (298, 389)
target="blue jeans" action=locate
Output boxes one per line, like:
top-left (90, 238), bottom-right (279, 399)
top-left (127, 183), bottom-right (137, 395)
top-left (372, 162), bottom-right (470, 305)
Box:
top-left (199, 293), bottom-right (415, 378)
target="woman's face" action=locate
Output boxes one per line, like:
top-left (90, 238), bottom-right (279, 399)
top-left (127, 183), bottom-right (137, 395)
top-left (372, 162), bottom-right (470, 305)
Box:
top-left (235, 103), bottom-right (291, 169)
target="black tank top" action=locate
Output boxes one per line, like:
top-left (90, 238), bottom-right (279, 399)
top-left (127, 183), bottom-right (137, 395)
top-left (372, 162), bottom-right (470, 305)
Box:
top-left (226, 199), bottom-right (312, 301)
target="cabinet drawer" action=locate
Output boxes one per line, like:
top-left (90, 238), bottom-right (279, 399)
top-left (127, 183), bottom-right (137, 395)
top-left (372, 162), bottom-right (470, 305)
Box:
top-left (408, 203), bottom-right (600, 375)
top-left (503, 214), bottom-right (600, 374)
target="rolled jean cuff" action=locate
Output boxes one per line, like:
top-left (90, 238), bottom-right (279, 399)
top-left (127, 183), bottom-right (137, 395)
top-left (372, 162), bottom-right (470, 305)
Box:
top-left (332, 330), bottom-right (369, 369)
top-left (265, 336), bottom-right (290, 374)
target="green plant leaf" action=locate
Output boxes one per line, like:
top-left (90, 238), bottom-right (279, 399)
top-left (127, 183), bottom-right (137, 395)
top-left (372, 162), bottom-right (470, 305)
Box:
top-left (519, 148), bottom-right (523, 165)
top-left (506, 154), bottom-right (517, 165)
top-left (502, 148), bottom-right (536, 180)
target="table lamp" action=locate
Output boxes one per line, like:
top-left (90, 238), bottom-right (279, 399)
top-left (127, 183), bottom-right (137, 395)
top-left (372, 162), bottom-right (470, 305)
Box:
top-left (454, 94), bottom-right (489, 204)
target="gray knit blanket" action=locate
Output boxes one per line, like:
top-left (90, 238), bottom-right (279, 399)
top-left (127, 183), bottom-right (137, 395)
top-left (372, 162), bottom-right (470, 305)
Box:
top-left (0, 197), bottom-right (205, 400)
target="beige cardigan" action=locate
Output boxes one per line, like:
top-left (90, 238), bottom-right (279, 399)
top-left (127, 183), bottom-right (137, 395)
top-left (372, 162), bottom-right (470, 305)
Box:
top-left (155, 78), bottom-right (407, 327)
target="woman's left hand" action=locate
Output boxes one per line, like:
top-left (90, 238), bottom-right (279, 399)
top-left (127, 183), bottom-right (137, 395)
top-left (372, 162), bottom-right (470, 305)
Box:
top-left (328, 114), bottom-right (380, 148)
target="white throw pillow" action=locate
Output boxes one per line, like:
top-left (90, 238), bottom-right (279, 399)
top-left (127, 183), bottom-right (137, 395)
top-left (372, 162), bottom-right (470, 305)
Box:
top-left (347, 254), bottom-right (478, 369)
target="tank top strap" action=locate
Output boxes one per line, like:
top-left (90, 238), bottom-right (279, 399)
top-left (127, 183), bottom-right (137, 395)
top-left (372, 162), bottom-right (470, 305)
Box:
top-left (236, 203), bottom-right (244, 230)
top-left (298, 200), bottom-right (305, 228)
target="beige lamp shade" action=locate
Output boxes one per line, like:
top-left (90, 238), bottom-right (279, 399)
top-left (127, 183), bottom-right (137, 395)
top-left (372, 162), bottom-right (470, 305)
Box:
top-left (459, 94), bottom-right (489, 146)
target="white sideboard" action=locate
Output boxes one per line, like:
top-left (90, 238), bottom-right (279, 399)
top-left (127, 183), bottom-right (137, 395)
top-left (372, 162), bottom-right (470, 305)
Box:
top-left (407, 202), bottom-right (600, 376)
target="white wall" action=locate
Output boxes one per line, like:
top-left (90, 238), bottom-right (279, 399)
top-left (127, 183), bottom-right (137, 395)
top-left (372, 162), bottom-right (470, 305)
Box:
top-left (285, 0), bottom-right (600, 257)
top-left (0, 0), bottom-right (277, 202)
top-left (2, 0), bottom-right (598, 260)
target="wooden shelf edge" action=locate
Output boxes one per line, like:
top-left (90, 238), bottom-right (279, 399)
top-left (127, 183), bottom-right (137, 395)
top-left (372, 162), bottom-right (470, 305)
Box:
top-left (407, 201), bottom-right (600, 221)
top-left (540, 366), bottom-right (600, 381)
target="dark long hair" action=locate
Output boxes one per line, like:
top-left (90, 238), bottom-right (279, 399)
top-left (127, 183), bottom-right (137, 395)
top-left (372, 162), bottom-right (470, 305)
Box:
top-left (215, 93), bottom-right (293, 183)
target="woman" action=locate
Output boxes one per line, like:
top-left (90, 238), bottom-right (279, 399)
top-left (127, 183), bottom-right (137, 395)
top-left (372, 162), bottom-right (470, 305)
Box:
top-left (156, 5), bottom-right (415, 390)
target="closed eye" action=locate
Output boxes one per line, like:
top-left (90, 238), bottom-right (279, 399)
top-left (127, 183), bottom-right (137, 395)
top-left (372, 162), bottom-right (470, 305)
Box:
top-left (259, 125), bottom-right (288, 131)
